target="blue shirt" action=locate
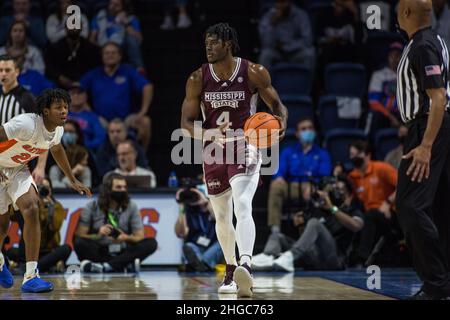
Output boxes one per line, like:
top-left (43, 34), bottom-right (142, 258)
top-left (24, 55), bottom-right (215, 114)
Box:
top-left (80, 64), bottom-right (149, 120)
top-left (90, 10), bottom-right (141, 46)
top-left (68, 110), bottom-right (107, 150)
top-left (18, 69), bottom-right (54, 96)
top-left (185, 207), bottom-right (217, 247)
top-left (274, 143), bottom-right (332, 182)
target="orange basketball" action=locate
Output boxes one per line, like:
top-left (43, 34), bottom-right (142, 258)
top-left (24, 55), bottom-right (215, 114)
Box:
top-left (244, 112), bottom-right (281, 148)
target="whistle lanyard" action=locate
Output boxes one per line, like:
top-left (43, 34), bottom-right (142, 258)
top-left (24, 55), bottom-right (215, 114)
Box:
top-left (108, 211), bottom-right (119, 228)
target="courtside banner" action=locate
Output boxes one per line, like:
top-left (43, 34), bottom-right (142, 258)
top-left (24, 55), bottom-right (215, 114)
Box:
top-left (6, 193), bottom-right (183, 265)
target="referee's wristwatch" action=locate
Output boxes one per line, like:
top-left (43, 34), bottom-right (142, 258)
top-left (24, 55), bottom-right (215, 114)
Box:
top-left (330, 206), bottom-right (339, 215)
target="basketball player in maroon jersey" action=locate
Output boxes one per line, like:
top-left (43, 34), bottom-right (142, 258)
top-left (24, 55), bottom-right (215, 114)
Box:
top-left (181, 23), bottom-right (287, 297)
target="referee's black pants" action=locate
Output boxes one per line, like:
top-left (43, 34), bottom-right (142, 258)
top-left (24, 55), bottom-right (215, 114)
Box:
top-left (396, 114), bottom-right (450, 296)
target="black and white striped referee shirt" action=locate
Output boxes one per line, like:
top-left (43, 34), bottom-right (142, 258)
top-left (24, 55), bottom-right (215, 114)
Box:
top-left (0, 85), bottom-right (36, 125)
top-left (397, 27), bottom-right (450, 123)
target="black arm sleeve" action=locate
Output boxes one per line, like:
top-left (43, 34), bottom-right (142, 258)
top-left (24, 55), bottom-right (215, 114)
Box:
top-left (413, 44), bottom-right (445, 90)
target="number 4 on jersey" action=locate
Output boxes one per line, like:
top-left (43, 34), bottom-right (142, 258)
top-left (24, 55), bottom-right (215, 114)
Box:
top-left (216, 111), bottom-right (232, 127)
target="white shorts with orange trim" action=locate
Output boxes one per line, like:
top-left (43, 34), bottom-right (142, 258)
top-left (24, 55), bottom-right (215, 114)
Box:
top-left (0, 165), bottom-right (36, 214)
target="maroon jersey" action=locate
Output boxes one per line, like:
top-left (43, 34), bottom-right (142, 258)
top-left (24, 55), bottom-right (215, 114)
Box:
top-left (199, 58), bottom-right (261, 196)
top-left (200, 58), bottom-right (257, 130)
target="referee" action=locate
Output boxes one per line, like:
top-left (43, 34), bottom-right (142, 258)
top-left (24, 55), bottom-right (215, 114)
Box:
top-left (396, 0), bottom-right (450, 300)
top-left (0, 54), bottom-right (47, 183)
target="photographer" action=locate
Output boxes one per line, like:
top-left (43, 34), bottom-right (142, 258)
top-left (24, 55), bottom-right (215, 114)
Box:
top-left (253, 176), bottom-right (364, 272)
top-left (174, 183), bottom-right (223, 272)
top-left (347, 140), bottom-right (397, 265)
top-left (7, 178), bottom-right (72, 273)
top-left (73, 173), bottom-right (157, 273)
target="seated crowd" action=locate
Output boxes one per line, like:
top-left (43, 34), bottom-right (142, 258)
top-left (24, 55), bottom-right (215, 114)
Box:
top-left (2, 0), bottom-right (442, 273)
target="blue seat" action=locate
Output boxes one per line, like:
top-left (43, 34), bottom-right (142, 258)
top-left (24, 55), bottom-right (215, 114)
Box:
top-left (324, 128), bottom-right (367, 165)
top-left (374, 128), bottom-right (399, 160)
top-left (272, 63), bottom-right (312, 95)
top-left (324, 63), bottom-right (366, 97)
top-left (282, 95), bottom-right (314, 135)
top-left (317, 95), bottom-right (360, 134)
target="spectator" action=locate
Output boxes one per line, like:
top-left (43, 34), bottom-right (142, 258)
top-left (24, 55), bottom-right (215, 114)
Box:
top-left (175, 186), bottom-right (223, 272)
top-left (160, 0), bottom-right (192, 30)
top-left (384, 125), bottom-right (408, 169)
top-left (253, 175), bottom-right (364, 272)
top-left (96, 118), bottom-right (149, 177)
top-left (0, 0), bottom-right (47, 48)
top-left (17, 54), bottom-right (54, 96)
top-left (0, 20), bottom-right (45, 74)
top-left (347, 140), bottom-right (397, 265)
top-left (89, 0), bottom-right (144, 70)
top-left (258, 0), bottom-right (314, 70)
top-left (46, 0), bottom-right (89, 44)
top-left (74, 173), bottom-right (158, 273)
top-left (7, 177), bottom-right (72, 273)
top-left (432, 0), bottom-right (450, 48)
top-left (111, 141), bottom-right (156, 188)
top-left (366, 42), bottom-right (403, 135)
top-left (316, 0), bottom-right (363, 67)
top-left (45, 24), bottom-right (101, 89)
top-left (332, 162), bottom-right (346, 177)
top-left (267, 118), bottom-right (332, 232)
top-left (80, 42), bottom-right (153, 151)
top-left (68, 83), bottom-right (106, 150)
top-left (45, 119), bottom-right (100, 187)
top-left (49, 144), bottom-right (92, 188)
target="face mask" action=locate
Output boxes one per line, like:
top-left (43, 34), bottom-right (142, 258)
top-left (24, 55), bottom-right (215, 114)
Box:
top-left (299, 130), bottom-right (316, 144)
top-left (111, 191), bottom-right (127, 203)
top-left (62, 132), bottom-right (77, 146)
top-left (351, 156), bottom-right (365, 168)
top-left (197, 184), bottom-right (208, 197)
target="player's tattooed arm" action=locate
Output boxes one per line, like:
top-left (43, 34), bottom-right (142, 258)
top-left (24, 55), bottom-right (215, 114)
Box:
top-left (181, 68), bottom-right (204, 139)
top-left (248, 63), bottom-right (288, 139)
top-left (0, 126), bottom-right (8, 143)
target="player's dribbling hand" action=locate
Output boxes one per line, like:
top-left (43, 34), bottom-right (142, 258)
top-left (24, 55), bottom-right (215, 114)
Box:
top-left (70, 179), bottom-right (93, 197)
top-left (273, 115), bottom-right (286, 141)
top-left (402, 144), bottom-right (431, 183)
top-left (206, 122), bottom-right (230, 148)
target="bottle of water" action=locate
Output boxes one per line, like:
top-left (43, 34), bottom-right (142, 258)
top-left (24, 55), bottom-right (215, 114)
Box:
top-left (168, 171), bottom-right (178, 188)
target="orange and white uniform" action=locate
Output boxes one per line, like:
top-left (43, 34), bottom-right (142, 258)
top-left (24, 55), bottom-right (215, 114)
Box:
top-left (0, 113), bottom-right (63, 213)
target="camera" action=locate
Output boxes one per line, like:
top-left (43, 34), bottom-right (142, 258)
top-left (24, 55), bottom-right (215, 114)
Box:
top-left (176, 177), bottom-right (204, 206)
top-left (311, 177), bottom-right (345, 208)
top-left (109, 227), bottom-right (121, 239)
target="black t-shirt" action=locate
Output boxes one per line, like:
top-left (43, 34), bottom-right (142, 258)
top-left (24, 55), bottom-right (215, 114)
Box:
top-left (45, 37), bottom-right (101, 83)
top-left (311, 198), bottom-right (364, 255)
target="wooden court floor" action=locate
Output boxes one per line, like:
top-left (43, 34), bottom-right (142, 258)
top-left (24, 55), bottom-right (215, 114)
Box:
top-left (0, 271), bottom-right (393, 300)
